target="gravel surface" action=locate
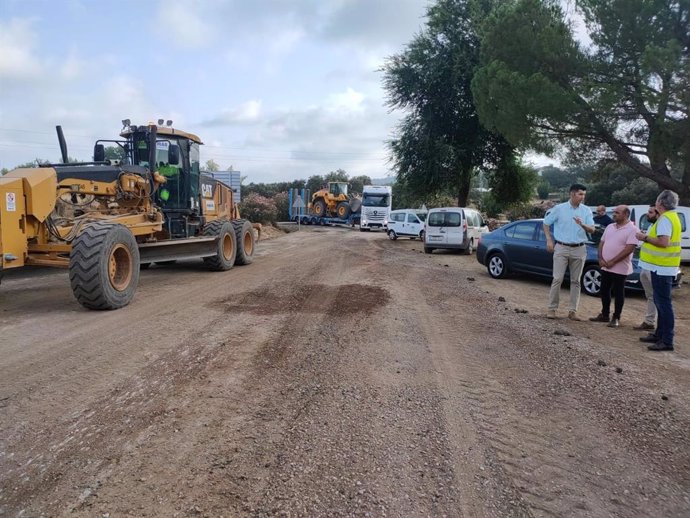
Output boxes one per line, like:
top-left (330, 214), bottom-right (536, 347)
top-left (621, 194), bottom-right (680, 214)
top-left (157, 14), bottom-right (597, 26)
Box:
top-left (1, 226), bottom-right (689, 517)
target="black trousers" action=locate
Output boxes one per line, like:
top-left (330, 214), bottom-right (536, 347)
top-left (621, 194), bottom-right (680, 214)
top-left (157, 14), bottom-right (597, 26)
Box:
top-left (600, 270), bottom-right (627, 318)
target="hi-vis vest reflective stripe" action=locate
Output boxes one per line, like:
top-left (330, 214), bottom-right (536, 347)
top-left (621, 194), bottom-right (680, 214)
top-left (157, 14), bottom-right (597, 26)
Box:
top-left (639, 210), bottom-right (682, 267)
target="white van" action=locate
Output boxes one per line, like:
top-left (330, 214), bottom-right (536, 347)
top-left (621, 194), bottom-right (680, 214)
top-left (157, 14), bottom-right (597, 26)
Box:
top-left (424, 207), bottom-right (488, 254)
top-left (601, 205), bottom-right (690, 264)
top-left (387, 209), bottom-right (427, 240)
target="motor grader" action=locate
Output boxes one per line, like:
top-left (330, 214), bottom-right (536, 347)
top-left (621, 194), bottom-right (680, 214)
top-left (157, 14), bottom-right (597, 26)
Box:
top-left (310, 181), bottom-right (361, 219)
top-left (0, 120), bottom-right (257, 310)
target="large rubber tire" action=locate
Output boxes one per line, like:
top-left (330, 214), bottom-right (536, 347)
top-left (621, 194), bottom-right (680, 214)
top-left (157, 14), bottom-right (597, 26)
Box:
top-left (202, 220), bottom-right (237, 271)
top-left (313, 199), bottom-right (327, 217)
top-left (388, 229), bottom-right (398, 241)
top-left (336, 201), bottom-right (351, 219)
top-left (582, 264), bottom-right (602, 297)
top-left (69, 222), bottom-right (140, 310)
top-left (350, 198), bottom-right (362, 213)
top-left (233, 219), bottom-right (255, 265)
top-left (487, 253), bottom-right (508, 279)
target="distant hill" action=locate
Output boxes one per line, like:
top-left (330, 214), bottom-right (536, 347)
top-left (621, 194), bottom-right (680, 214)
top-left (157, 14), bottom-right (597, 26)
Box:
top-left (371, 177), bottom-right (396, 186)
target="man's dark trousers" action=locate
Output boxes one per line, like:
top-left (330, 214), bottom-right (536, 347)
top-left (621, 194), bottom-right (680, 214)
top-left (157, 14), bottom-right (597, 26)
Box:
top-left (651, 272), bottom-right (674, 346)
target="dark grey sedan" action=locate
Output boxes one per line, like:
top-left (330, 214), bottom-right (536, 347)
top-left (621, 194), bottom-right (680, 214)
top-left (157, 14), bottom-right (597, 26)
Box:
top-left (475, 219), bottom-right (679, 296)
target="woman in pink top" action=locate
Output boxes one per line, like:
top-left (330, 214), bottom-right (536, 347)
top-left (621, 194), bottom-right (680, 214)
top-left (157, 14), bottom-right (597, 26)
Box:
top-left (588, 205), bottom-right (639, 327)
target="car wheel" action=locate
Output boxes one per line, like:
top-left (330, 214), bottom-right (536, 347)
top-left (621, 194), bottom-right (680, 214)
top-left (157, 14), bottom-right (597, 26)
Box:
top-left (424, 247), bottom-right (434, 254)
top-left (487, 253), bottom-right (508, 279)
top-left (388, 229), bottom-right (398, 241)
top-left (465, 238), bottom-right (475, 255)
top-left (582, 265), bottom-right (602, 296)
top-left (419, 230), bottom-right (425, 242)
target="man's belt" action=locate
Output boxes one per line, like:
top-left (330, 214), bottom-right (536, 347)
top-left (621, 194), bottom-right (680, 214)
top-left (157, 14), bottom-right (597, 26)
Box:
top-left (555, 241), bottom-right (585, 247)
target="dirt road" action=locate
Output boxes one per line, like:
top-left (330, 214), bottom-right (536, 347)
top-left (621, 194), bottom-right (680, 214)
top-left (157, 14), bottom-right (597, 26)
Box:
top-left (1, 226), bottom-right (689, 517)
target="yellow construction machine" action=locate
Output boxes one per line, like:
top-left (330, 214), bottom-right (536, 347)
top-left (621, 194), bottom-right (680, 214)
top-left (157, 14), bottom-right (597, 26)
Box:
top-left (0, 120), bottom-right (257, 309)
top-left (310, 181), bottom-right (361, 219)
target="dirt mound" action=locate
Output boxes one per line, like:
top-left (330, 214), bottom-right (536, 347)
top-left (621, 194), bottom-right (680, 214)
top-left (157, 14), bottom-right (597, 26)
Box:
top-left (255, 224), bottom-right (287, 241)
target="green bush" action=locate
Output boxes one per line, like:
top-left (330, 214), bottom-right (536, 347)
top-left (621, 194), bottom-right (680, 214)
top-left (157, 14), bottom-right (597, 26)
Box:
top-left (537, 181), bottom-right (550, 200)
top-left (273, 191), bottom-right (289, 221)
top-left (504, 202), bottom-right (547, 220)
top-left (477, 192), bottom-right (504, 218)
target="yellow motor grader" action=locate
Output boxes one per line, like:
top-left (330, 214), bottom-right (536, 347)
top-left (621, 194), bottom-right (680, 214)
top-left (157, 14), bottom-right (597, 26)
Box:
top-left (0, 120), bottom-right (257, 310)
top-left (310, 181), bottom-right (361, 219)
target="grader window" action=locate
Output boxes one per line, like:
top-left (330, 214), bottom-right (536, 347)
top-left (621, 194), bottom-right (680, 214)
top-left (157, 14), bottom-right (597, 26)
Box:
top-left (135, 139), bottom-right (149, 166)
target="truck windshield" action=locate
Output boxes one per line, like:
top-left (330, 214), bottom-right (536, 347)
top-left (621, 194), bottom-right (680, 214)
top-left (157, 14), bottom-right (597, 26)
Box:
top-left (362, 194), bottom-right (389, 207)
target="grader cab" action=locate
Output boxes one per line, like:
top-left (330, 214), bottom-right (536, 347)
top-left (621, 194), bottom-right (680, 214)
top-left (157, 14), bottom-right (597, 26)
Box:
top-left (0, 120), bottom-right (257, 310)
top-left (310, 181), bottom-right (361, 220)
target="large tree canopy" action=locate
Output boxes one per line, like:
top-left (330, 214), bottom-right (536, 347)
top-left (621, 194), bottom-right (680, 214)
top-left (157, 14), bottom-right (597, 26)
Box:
top-left (382, 0), bottom-right (518, 206)
top-left (472, 0), bottom-right (690, 203)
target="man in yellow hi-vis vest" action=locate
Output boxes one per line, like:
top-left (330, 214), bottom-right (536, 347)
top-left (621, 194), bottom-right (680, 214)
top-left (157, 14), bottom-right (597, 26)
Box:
top-left (635, 190), bottom-right (682, 351)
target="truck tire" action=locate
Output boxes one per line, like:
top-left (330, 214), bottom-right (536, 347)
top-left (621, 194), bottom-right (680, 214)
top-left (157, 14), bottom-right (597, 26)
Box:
top-left (233, 219), bottom-right (255, 265)
top-left (336, 201), bottom-right (351, 219)
top-left (202, 219), bottom-right (237, 271)
top-left (69, 222), bottom-right (140, 310)
top-left (313, 199), bottom-right (327, 217)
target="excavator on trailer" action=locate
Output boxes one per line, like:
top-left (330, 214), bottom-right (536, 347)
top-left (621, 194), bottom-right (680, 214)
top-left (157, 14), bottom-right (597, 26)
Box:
top-left (0, 120), bottom-right (257, 310)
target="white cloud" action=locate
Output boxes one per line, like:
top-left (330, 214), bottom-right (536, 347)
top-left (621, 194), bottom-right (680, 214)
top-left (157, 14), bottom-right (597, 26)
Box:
top-left (155, 0), bottom-right (215, 49)
top-left (201, 100), bottom-right (263, 127)
top-left (0, 18), bottom-right (42, 80)
top-left (325, 87), bottom-right (365, 113)
top-left (59, 49), bottom-right (83, 80)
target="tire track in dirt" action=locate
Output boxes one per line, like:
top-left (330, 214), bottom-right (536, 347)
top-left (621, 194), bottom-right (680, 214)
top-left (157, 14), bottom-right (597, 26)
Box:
top-left (407, 257), bottom-right (690, 517)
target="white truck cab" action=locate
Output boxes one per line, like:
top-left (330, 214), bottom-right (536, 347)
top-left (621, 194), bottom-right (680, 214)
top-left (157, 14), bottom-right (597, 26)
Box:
top-left (360, 185), bottom-right (392, 231)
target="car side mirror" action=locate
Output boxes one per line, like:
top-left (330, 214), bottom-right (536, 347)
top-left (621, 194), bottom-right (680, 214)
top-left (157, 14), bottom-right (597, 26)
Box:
top-left (168, 145), bottom-right (180, 165)
top-left (93, 144), bottom-right (105, 162)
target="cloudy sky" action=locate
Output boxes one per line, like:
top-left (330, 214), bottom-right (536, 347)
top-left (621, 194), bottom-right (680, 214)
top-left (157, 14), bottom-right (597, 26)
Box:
top-left (0, 0), bottom-right (439, 182)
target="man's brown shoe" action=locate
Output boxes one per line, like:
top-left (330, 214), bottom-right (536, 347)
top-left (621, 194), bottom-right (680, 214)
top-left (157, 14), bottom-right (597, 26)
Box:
top-left (633, 322), bottom-right (655, 331)
top-left (547, 310), bottom-right (556, 319)
top-left (568, 311), bottom-right (583, 321)
top-left (589, 313), bottom-right (609, 322)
